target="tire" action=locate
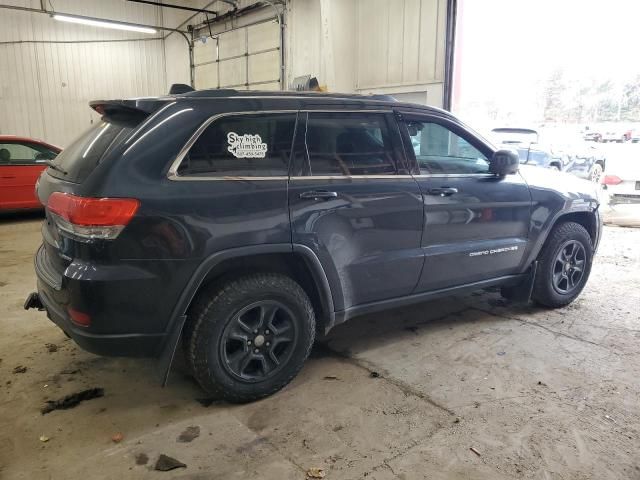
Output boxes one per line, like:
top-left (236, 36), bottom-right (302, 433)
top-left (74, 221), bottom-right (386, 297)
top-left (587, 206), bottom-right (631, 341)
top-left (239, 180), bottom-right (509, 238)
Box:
top-left (589, 163), bottom-right (603, 183)
top-left (549, 164), bottom-right (561, 172)
top-left (532, 221), bottom-right (593, 308)
top-left (183, 273), bottom-right (315, 402)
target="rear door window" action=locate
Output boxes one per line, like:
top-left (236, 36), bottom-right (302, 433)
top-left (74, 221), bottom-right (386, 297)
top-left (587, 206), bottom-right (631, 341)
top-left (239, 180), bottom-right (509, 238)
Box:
top-left (48, 120), bottom-right (135, 183)
top-left (177, 113), bottom-right (297, 177)
top-left (300, 112), bottom-right (397, 176)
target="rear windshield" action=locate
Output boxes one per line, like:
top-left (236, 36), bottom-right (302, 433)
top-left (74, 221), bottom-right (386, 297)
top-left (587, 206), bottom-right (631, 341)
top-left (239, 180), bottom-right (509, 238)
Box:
top-left (48, 119), bottom-right (136, 183)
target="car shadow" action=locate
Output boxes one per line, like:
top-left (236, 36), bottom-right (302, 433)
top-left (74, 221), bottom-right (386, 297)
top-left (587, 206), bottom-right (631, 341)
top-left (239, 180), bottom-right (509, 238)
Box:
top-left (319, 290), bottom-right (544, 358)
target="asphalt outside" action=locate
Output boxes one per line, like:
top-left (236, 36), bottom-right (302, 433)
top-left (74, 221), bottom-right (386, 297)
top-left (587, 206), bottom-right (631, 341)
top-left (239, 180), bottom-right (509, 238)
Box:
top-left (0, 213), bottom-right (639, 480)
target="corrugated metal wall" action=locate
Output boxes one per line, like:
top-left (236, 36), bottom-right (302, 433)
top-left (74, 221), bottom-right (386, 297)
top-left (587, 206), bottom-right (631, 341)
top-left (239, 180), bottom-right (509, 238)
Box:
top-left (286, 0), bottom-right (448, 106)
top-left (356, 0), bottom-right (446, 89)
top-left (356, 0), bottom-right (447, 106)
top-left (0, 0), bottom-right (167, 147)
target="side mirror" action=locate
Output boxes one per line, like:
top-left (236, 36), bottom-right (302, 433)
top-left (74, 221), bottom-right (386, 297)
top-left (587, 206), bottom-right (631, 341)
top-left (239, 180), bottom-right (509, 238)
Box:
top-left (489, 149), bottom-right (519, 176)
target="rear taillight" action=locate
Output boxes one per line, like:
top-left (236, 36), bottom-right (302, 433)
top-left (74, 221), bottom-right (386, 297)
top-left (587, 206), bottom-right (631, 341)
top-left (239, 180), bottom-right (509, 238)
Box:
top-left (47, 192), bottom-right (139, 241)
top-left (602, 175), bottom-right (622, 185)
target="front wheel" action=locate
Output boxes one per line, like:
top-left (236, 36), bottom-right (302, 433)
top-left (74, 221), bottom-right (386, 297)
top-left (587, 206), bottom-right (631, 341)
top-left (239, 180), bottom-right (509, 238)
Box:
top-left (183, 273), bottom-right (315, 402)
top-left (532, 222), bottom-right (593, 308)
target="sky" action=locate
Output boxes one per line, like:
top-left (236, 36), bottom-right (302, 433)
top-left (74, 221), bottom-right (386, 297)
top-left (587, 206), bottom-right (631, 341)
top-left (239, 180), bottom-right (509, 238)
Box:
top-left (453, 0), bottom-right (640, 126)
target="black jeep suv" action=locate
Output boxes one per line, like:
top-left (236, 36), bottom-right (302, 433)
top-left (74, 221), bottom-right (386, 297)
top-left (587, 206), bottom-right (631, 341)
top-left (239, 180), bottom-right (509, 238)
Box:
top-left (25, 89), bottom-right (602, 402)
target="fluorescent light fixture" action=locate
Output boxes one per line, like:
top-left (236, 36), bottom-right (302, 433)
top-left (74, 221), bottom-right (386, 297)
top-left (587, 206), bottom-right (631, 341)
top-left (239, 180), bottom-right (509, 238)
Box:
top-left (52, 14), bottom-right (157, 34)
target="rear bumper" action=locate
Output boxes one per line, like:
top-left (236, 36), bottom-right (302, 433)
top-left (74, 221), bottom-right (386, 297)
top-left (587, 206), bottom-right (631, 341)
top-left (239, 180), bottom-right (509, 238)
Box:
top-left (603, 183), bottom-right (640, 205)
top-left (609, 193), bottom-right (640, 205)
top-left (36, 280), bottom-right (165, 357)
top-left (33, 243), bottom-right (174, 357)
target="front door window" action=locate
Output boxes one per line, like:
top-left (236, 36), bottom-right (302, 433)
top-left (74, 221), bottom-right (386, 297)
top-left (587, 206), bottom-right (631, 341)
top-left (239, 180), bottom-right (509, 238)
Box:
top-left (406, 121), bottom-right (489, 174)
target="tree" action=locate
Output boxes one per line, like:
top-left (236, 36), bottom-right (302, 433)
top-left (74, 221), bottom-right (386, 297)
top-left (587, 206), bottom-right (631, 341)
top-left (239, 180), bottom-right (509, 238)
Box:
top-left (543, 69), bottom-right (567, 122)
top-left (620, 75), bottom-right (640, 121)
top-left (594, 81), bottom-right (618, 122)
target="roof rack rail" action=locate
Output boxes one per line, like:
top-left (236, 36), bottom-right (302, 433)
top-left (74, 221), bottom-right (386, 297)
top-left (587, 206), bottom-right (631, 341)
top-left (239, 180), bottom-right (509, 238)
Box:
top-left (174, 89), bottom-right (397, 102)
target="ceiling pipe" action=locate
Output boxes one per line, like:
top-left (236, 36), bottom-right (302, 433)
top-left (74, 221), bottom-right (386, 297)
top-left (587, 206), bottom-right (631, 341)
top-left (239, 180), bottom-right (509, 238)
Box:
top-left (127, 0), bottom-right (219, 17)
top-left (162, 0), bottom-right (219, 41)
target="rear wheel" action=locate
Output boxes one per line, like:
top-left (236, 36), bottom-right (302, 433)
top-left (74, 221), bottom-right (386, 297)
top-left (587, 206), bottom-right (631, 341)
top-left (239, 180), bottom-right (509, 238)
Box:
top-left (183, 273), bottom-right (315, 402)
top-left (532, 222), bottom-right (593, 308)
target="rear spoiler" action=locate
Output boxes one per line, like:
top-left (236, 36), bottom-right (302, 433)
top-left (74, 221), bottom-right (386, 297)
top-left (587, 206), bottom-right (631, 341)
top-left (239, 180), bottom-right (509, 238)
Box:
top-left (90, 84), bottom-right (194, 117)
top-left (89, 98), bottom-right (171, 116)
top-left (89, 98), bottom-right (174, 125)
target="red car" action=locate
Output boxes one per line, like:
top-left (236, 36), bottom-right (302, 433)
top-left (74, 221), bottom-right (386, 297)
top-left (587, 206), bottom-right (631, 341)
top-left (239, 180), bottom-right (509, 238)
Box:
top-left (0, 135), bottom-right (61, 211)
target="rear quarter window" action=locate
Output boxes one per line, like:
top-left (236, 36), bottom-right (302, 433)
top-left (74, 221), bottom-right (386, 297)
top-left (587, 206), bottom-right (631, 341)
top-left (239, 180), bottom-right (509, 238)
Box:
top-left (177, 113), bottom-right (297, 177)
top-left (48, 120), bottom-right (135, 183)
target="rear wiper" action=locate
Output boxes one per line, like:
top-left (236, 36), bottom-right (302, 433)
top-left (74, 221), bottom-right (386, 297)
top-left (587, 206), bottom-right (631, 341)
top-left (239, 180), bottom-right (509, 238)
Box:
top-left (44, 160), bottom-right (68, 175)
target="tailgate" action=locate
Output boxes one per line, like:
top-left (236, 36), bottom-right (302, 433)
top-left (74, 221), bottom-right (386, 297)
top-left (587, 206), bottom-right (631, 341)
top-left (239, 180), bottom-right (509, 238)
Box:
top-left (36, 101), bottom-right (157, 283)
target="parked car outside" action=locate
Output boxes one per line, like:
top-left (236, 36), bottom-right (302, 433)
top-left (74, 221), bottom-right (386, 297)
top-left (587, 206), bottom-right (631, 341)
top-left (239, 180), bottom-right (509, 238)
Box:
top-left (0, 135), bottom-right (61, 211)
top-left (583, 128), bottom-right (602, 143)
top-left (25, 90), bottom-right (602, 402)
top-left (563, 143), bottom-right (606, 183)
top-left (601, 124), bottom-right (631, 143)
top-left (490, 127), bottom-right (605, 182)
top-left (602, 166), bottom-right (640, 206)
top-left (489, 127), bottom-right (563, 170)
top-left (541, 128), bottom-right (607, 183)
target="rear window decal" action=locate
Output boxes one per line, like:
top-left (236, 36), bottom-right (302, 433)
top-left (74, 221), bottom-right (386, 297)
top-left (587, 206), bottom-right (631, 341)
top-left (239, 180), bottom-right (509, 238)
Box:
top-left (227, 132), bottom-right (268, 158)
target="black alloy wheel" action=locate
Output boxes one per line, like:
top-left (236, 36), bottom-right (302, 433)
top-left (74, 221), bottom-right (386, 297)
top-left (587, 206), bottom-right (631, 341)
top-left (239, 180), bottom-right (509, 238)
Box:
top-left (531, 221), bottom-right (593, 308)
top-left (552, 240), bottom-right (586, 294)
top-left (220, 300), bottom-right (297, 382)
top-left (183, 273), bottom-right (315, 402)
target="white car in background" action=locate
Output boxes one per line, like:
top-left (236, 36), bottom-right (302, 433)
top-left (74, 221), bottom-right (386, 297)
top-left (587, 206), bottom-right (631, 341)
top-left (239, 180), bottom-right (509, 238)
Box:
top-left (601, 166), bottom-right (640, 227)
top-left (602, 169), bottom-right (640, 205)
top-left (601, 126), bottom-right (631, 143)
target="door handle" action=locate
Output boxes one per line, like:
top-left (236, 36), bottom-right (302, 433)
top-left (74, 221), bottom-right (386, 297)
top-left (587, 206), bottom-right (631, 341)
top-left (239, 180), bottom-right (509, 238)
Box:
top-left (299, 190), bottom-right (338, 200)
top-left (427, 187), bottom-right (458, 197)
top-left (0, 176), bottom-right (16, 179)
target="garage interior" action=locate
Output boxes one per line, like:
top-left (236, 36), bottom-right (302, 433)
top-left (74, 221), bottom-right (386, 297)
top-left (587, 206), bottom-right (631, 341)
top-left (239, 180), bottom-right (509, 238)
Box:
top-left (1, 1), bottom-right (639, 479)
top-left (0, 0), bottom-right (451, 146)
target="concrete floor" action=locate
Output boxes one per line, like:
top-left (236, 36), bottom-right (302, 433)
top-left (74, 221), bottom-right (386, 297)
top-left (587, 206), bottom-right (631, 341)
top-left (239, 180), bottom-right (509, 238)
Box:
top-left (1, 213), bottom-right (639, 480)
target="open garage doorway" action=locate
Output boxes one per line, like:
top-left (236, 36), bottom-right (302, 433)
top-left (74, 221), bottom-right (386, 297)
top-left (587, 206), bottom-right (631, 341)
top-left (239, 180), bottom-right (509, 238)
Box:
top-left (452, 0), bottom-right (640, 225)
